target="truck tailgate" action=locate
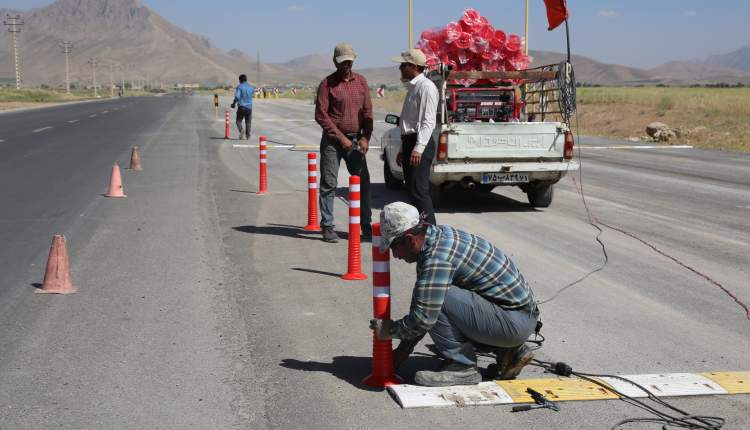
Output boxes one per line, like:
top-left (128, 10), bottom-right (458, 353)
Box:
top-left (446, 122), bottom-right (564, 159)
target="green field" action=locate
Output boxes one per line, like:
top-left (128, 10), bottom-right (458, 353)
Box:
top-left (0, 87), bottom-right (157, 104)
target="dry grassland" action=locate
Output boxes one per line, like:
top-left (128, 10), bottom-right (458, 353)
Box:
top-left (281, 86), bottom-right (750, 153)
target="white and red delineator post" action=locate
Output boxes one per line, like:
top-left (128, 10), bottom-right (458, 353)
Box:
top-left (341, 175), bottom-right (366, 280)
top-left (304, 153), bottom-right (321, 231)
top-left (258, 135), bottom-right (268, 194)
top-left (363, 222), bottom-right (401, 387)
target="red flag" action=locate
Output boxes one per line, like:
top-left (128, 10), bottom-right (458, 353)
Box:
top-left (543, 0), bottom-right (568, 30)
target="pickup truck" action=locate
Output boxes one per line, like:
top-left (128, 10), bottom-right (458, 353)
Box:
top-left (380, 62), bottom-right (579, 207)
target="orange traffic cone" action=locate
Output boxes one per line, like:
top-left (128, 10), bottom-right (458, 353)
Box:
top-left (36, 234), bottom-right (76, 294)
top-left (129, 146), bottom-right (143, 171)
top-left (104, 163), bottom-right (126, 198)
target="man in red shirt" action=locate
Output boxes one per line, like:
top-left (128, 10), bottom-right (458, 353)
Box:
top-left (315, 43), bottom-right (373, 243)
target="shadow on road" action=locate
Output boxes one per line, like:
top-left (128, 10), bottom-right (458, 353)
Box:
top-left (291, 267), bottom-right (342, 278)
top-left (279, 355), bottom-right (440, 391)
top-left (344, 182), bottom-right (535, 214)
top-left (232, 225), bottom-right (322, 241)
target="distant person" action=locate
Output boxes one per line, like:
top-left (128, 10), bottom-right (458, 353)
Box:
top-left (314, 42), bottom-right (374, 243)
top-left (230, 74), bottom-right (255, 140)
top-left (393, 48), bottom-right (438, 225)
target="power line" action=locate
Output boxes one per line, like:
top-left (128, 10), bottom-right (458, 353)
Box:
top-left (3, 14), bottom-right (24, 89)
top-left (59, 40), bottom-right (73, 94)
top-left (88, 57), bottom-right (98, 97)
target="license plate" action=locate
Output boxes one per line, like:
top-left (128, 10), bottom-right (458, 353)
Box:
top-left (481, 172), bottom-right (529, 184)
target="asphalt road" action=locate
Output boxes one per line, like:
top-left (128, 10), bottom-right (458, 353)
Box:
top-left (0, 95), bottom-right (748, 429)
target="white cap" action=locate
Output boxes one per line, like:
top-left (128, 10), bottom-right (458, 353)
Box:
top-left (379, 201), bottom-right (420, 253)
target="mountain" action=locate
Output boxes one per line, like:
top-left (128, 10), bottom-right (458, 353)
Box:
top-left (0, 0), bottom-right (291, 85)
top-left (702, 46), bottom-right (750, 73)
top-left (0, 0), bottom-right (748, 87)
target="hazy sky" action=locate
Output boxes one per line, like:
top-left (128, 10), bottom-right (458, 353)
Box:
top-left (3, 0), bottom-right (748, 68)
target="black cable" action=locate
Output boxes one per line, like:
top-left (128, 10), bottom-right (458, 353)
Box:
top-left (530, 360), bottom-right (725, 430)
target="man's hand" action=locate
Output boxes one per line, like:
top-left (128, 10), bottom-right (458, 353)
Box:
top-left (339, 136), bottom-right (353, 151)
top-left (357, 137), bottom-right (369, 154)
top-left (369, 319), bottom-right (396, 340)
top-left (396, 152), bottom-right (403, 167)
top-left (230, 103), bottom-right (236, 109)
top-left (410, 150), bottom-right (422, 166)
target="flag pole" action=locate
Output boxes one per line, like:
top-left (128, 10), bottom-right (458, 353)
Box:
top-left (524, 0), bottom-right (529, 55)
top-left (409, 0), bottom-right (413, 48)
top-left (564, 18), bottom-right (571, 62)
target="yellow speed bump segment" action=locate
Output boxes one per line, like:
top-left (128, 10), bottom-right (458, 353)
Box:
top-left (495, 376), bottom-right (619, 402)
top-left (702, 372), bottom-right (750, 394)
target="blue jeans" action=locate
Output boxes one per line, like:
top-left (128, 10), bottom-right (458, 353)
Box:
top-left (428, 287), bottom-right (539, 366)
top-left (318, 134), bottom-right (371, 229)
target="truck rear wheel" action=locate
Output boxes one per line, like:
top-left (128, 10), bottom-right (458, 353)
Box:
top-left (527, 183), bottom-right (554, 208)
top-left (429, 183), bottom-right (442, 209)
top-left (383, 160), bottom-right (402, 190)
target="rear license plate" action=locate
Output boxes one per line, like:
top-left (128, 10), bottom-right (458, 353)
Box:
top-left (481, 172), bottom-right (529, 184)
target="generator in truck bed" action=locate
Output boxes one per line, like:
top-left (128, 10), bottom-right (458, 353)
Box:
top-left (380, 62), bottom-right (579, 208)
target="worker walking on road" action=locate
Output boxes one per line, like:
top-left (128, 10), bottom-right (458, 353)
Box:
top-left (230, 74), bottom-right (255, 140)
top-left (315, 42), bottom-right (374, 243)
top-left (370, 202), bottom-right (539, 387)
top-left (393, 48), bottom-right (439, 225)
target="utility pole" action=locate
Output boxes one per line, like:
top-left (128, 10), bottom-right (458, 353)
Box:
top-left (88, 57), bottom-right (98, 97)
top-left (257, 49), bottom-right (261, 88)
top-left (109, 62), bottom-right (114, 97)
top-left (59, 41), bottom-right (73, 93)
top-left (3, 14), bottom-right (24, 89)
top-left (120, 64), bottom-right (125, 96)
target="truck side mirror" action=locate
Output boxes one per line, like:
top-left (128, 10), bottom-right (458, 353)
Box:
top-left (385, 114), bottom-right (400, 126)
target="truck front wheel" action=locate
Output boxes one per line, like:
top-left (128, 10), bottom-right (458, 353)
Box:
top-left (383, 160), bottom-right (402, 190)
top-left (526, 183), bottom-right (554, 208)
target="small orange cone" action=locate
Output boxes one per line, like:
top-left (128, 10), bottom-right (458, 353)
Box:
top-left (36, 235), bottom-right (76, 294)
top-left (104, 163), bottom-right (126, 198)
top-left (129, 146), bottom-right (143, 171)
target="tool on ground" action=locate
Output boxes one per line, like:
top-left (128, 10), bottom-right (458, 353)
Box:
top-left (104, 162), bottom-right (126, 198)
top-left (363, 223), bottom-right (401, 387)
top-left (129, 146), bottom-right (143, 171)
top-left (341, 175), bottom-right (366, 280)
top-left (511, 387), bottom-right (559, 412)
top-left (36, 234), bottom-right (76, 295)
top-left (258, 135), bottom-right (268, 195)
top-left (304, 153), bottom-right (320, 231)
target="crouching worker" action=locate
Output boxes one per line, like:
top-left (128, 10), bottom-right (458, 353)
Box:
top-left (369, 202), bottom-right (539, 387)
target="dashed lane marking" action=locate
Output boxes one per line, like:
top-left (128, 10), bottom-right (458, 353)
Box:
top-left (580, 144), bottom-right (693, 150)
top-left (232, 144), bottom-right (381, 150)
top-left (67, 119), bottom-right (79, 123)
top-left (102, 110), bottom-right (109, 114)
top-left (32, 126), bottom-right (52, 133)
top-left (89, 114), bottom-right (97, 118)
top-left (0, 139), bottom-right (5, 143)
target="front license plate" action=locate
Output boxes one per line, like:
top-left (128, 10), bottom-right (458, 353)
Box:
top-left (481, 172), bottom-right (529, 184)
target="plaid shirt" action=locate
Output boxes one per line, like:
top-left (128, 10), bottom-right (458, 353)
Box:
top-left (394, 225), bottom-right (532, 340)
top-left (315, 72), bottom-right (373, 141)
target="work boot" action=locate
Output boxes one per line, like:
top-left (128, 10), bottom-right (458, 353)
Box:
top-left (414, 360), bottom-right (482, 387)
top-left (361, 224), bottom-right (372, 242)
top-left (497, 344), bottom-right (534, 380)
top-left (322, 226), bottom-right (338, 243)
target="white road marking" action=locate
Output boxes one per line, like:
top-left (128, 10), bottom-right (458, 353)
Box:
top-left (67, 119), bottom-right (79, 123)
top-left (737, 205), bottom-right (750, 209)
top-left (581, 145), bottom-right (693, 150)
top-left (232, 143), bottom-right (381, 150)
top-left (32, 126), bottom-right (52, 133)
top-left (0, 139), bottom-right (5, 143)
top-left (89, 114), bottom-right (97, 118)
top-left (102, 110), bottom-right (109, 114)
top-left (232, 144), bottom-right (252, 148)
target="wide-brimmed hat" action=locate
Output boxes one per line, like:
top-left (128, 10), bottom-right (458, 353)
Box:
top-left (379, 202), bottom-right (420, 253)
top-left (391, 48), bottom-right (427, 67)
